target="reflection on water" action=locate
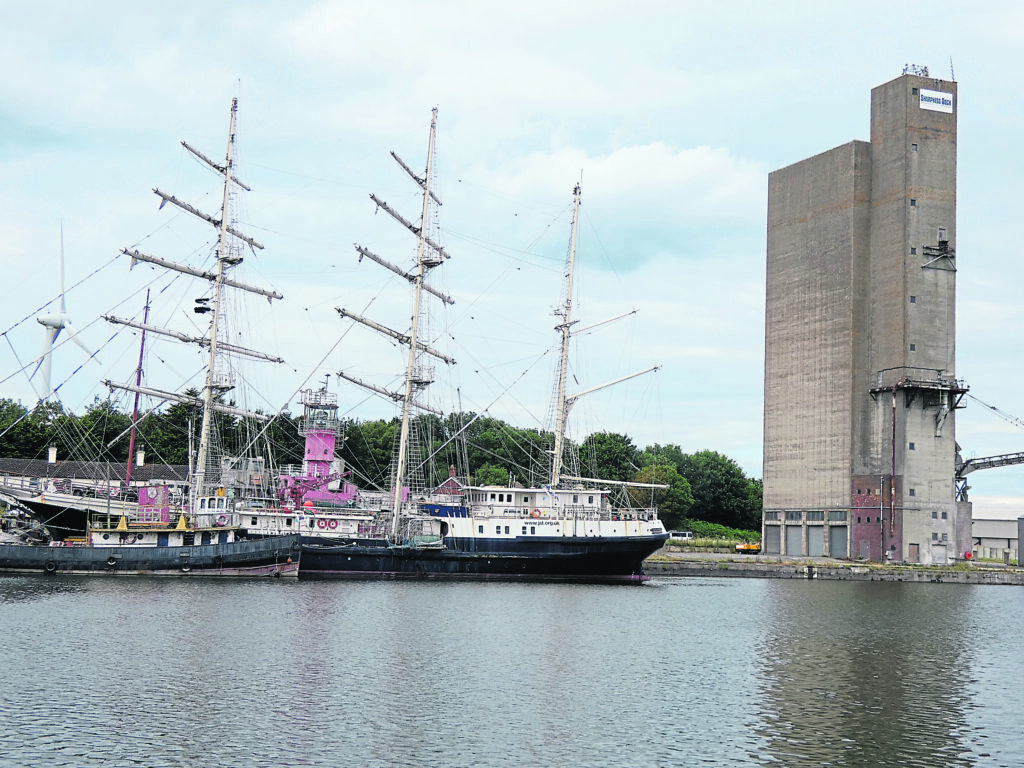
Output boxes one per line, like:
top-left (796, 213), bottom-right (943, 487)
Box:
top-left (0, 575), bottom-right (1021, 766)
top-left (757, 581), bottom-right (978, 767)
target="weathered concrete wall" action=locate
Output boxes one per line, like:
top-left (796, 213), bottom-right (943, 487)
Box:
top-left (646, 557), bottom-right (1024, 585)
top-left (764, 141), bottom-right (871, 513)
top-left (763, 74), bottom-right (962, 564)
top-left (861, 74), bottom-right (959, 565)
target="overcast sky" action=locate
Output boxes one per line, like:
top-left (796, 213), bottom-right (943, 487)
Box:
top-left (2, 2), bottom-right (1024, 515)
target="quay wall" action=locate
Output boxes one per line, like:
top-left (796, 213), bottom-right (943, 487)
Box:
top-left (646, 556), bottom-right (1024, 585)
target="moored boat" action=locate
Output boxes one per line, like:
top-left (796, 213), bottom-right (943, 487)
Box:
top-left (241, 110), bottom-right (666, 582)
top-left (0, 98), bottom-right (299, 578)
top-left (0, 505), bottom-right (299, 577)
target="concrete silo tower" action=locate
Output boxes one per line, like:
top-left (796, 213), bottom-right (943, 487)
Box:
top-left (763, 69), bottom-right (967, 564)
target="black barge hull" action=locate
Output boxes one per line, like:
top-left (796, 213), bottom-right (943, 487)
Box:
top-left (0, 535), bottom-right (301, 577)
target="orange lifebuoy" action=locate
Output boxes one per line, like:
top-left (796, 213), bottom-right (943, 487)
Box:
top-left (531, 509), bottom-right (541, 518)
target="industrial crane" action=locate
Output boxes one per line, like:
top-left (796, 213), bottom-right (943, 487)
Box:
top-left (955, 395), bottom-right (1024, 501)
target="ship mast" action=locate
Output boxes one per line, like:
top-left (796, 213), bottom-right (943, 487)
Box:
top-left (105, 98), bottom-right (284, 513)
top-left (124, 290), bottom-right (149, 487)
top-left (547, 183), bottom-right (661, 488)
top-left (340, 108), bottom-right (454, 542)
top-left (192, 97), bottom-right (241, 502)
top-left (391, 108), bottom-right (440, 526)
top-left (550, 184), bottom-right (581, 487)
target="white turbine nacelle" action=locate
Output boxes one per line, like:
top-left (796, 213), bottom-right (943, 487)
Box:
top-left (28, 229), bottom-right (95, 402)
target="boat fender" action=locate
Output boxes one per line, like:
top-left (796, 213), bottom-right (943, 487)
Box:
top-left (327, 519), bottom-right (339, 529)
top-left (44, 560), bottom-right (57, 574)
top-left (531, 509), bottom-right (541, 518)
top-left (106, 556), bottom-right (117, 567)
top-left (181, 564), bottom-right (191, 573)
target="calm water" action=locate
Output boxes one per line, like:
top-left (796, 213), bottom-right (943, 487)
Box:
top-left (1, 575), bottom-right (1022, 767)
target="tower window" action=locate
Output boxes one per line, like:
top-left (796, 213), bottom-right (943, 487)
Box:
top-left (909, 442), bottom-right (915, 450)
top-left (912, 87), bottom-right (919, 95)
top-left (938, 227), bottom-right (948, 241)
top-left (912, 143), bottom-right (919, 151)
top-left (911, 247), bottom-right (917, 255)
top-left (910, 343), bottom-right (916, 351)
top-left (909, 488), bottom-right (916, 497)
top-left (910, 296), bottom-right (916, 303)
top-left (910, 199), bottom-right (917, 207)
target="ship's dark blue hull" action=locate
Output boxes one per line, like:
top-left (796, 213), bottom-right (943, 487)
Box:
top-left (299, 533), bottom-right (668, 583)
top-left (0, 535), bottom-right (301, 577)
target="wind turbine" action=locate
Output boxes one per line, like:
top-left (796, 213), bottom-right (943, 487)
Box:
top-left (29, 226), bottom-right (95, 402)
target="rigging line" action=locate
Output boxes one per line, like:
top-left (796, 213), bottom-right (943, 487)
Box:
top-left (445, 207), bottom-right (570, 267)
top-left (0, 316), bottom-right (120, 400)
top-left (246, 160), bottom-right (368, 189)
top-left (0, 251), bottom-right (123, 339)
top-left (443, 220), bottom-right (570, 334)
top-left (229, 330), bottom-right (349, 466)
top-left (449, 177), bottom-right (573, 219)
top-left (409, 353), bottom-right (541, 478)
top-left (102, 398), bottom-right (167, 450)
top-left (0, 399), bottom-right (33, 444)
top-left (578, 206), bottom-right (625, 282)
top-left (457, 334), bottom-right (554, 428)
top-left (1, 258), bottom-right (184, 396)
top-left (4, 332), bottom-right (37, 396)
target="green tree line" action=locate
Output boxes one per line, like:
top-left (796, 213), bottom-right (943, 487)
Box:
top-left (0, 397), bottom-right (763, 530)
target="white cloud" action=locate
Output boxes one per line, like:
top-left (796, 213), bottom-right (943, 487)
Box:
top-left (0, 0), bottom-right (1023, 492)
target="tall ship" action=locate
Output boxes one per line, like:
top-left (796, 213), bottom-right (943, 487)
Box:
top-left (240, 110), bottom-right (667, 582)
top-left (0, 98), bottom-right (299, 577)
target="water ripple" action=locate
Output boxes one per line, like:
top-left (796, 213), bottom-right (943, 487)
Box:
top-left (1, 576), bottom-right (1022, 765)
